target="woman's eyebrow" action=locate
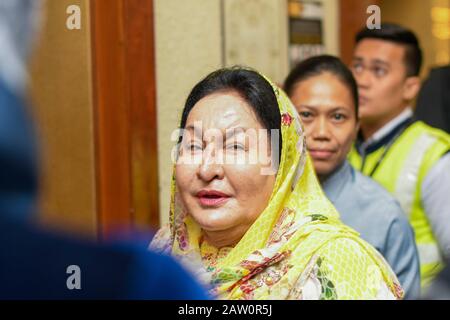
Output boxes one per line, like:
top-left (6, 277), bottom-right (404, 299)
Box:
top-left (185, 124), bottom-right (202, 138)
top-left (297, 104), bottom-right (317, 110)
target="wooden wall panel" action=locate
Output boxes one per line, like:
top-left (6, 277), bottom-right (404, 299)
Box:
top-left (91, 0), bottom-right (159, 239)
top-left (124, 0), bottom-right (160, 229)
top-left (339, 0), bottom-right (381, 65)
top-left (30, 0), bottom-right (97, 237)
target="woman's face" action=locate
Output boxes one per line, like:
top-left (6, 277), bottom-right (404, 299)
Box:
top-left (176, 91), bottom-right (276, 246)
top-left (289, 73), bottom-right (358, 178)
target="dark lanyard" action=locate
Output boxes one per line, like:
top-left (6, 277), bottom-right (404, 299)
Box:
top-left (360, 118), bottom-right (414, 177)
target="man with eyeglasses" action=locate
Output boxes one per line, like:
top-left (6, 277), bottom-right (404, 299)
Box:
top-left (348, 23), bottom-right (450, 289)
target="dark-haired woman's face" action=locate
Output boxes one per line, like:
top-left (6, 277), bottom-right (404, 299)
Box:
top-left (289, 73), bottom-right (358, 179)
top-left (176, 92), bottom-right (276, 247)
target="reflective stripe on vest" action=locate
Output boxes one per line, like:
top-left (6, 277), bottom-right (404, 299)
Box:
top-left (394, 133), bottom-right (443, 269)
top-left (394, 133), bottom-right (437, 217)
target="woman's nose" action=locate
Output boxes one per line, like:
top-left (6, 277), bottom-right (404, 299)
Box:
top-left (197, 146), bottom-right (225, 182)
top-left (312, 117), bottom-right (331, 140)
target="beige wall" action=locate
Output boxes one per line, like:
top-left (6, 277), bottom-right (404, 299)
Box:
top-left (30, 0), bottom-right (97, 236)
top-left (322, 0), bottom-right (340, 57)
top-left (154, 0), bottom-right (223, 225)
top-left (224, 0), bottom-right (289, 83)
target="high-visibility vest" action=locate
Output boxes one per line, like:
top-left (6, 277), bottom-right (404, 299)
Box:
top-left (349, 121), bottom-right (450, 287)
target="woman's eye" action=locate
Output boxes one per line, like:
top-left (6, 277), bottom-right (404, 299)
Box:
top-left (226, 143), bottom-right (245, 151)
top-left (332, 113), bottom-right (346, 121)
top-left (186, 143), bottom-right (202, 151)
top-left (299, 111), bottom-right (312, 118)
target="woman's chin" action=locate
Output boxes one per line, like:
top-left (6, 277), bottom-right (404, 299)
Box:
top-left (198, 221), bottom-right (230, 232)
top-left (314, 164), bottom-right (336, 178)
top-left (189, 211), bottom-right (231, 229)
top-left (194, 217), bottom-right (234, 233)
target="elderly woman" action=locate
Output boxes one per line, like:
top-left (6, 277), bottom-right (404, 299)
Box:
top-left (150, 67), bottom-right (403, 300)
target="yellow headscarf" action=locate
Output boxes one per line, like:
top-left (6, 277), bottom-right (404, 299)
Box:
top-left (150, 70), bottom-right (403, 300)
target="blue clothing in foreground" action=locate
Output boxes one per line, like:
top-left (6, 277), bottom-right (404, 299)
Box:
top-left (0, 77), bottom-right (38, 222)
top-left (322, 161), bottom-right (421, 299)
top-left (0, 217), bottom-right (209, 299)
top-left (0, 79), bottom-right (209, 300)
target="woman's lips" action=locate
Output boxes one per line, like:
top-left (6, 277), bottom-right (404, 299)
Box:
top-left (196, 190), bottom-right (231, 207)
top-left (309, 149), bottom-right (335, 160)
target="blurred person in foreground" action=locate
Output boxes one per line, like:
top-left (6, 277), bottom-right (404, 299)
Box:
top-left (284, 55), bottom-right (420, 299)
top-left (0, 0), bottom-right (208, 299)
top-left (348, 23), bottom-right (450, 288)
